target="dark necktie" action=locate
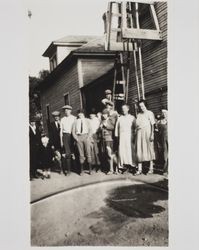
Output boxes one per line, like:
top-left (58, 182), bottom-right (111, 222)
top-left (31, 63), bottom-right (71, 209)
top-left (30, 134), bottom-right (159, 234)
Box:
top-left (56, 122), bottom-right (59, 130)
top-left (80, 120), bottom-right (83, 134)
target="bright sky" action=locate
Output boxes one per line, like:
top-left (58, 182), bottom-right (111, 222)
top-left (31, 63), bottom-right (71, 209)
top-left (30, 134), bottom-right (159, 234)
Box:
top-left (27, 0), bottom-right (108, 77)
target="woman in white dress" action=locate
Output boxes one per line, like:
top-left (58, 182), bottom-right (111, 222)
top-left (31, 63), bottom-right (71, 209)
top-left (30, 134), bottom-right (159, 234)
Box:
top-left (135, 100), bottom-right (155, 175)
top-left (115, 104), bottom-right (136, 170)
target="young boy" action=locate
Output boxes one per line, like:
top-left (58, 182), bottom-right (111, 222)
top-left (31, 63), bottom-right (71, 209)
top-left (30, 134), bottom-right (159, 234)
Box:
top-left (39, 136), bottom-right (54, 179)
top-left (100, 108), bottom-right (117, 174)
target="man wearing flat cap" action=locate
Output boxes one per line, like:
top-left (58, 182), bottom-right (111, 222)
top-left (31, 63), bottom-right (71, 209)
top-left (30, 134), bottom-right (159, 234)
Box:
top-left (49, 111), bottom-right (61, 151)
top-left (48, 111), bottom-right (62, 173)
top-left (101, 89), bottom-right (113, 107)
top-left (60, 105), bottom-right (76, 175)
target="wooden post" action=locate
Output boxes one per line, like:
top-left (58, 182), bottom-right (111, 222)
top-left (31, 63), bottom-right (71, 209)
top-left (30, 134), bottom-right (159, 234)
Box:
top-left (150, 4), bottom-right (160, 31)
top-left (112, 57), bottom-right (118, 109)
top-left (107, 2), bottom-right (112, 51)
top-left (133, 48), bottom-right (141, 101)
top-left (126, 55), bottom-right (130, 103)
top-left (121, 1), bottom-right (127, 30)
top-left (119, 52), bottom-right (125, 82)
top-left (135, 2), bottom-right (140, 29)
top-left (138, 42), bottom-right (145, 99)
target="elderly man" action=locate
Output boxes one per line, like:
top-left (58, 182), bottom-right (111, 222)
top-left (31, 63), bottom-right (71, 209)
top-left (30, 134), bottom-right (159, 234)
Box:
top-left (60, 105), bottom-right (76, 175)
top-left (72, 109), bottom-right (92, 175)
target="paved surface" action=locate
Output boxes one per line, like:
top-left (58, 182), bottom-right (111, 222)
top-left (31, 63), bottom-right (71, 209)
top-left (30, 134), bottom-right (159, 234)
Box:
top-left (31, 171), bottom-right (168, 246)
top-left (31, 170), bottom-right (168, 203)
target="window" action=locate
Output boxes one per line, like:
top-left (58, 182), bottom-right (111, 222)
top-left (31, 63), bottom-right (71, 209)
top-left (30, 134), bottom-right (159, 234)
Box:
top-left (64, 92), bottom-right (70, 105)
top-left (49, 53), bottom-right (57, 71)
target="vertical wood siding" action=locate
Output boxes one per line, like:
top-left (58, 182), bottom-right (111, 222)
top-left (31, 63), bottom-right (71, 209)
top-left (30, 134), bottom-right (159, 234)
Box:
top-left (127, 2), bottom-right (167, 115)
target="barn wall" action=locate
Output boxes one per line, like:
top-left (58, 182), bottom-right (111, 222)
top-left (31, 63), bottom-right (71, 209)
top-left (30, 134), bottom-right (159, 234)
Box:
top-left (127, 2), bottom-right (167, 115)
top-left (40, 61), bottom-right (81, 134)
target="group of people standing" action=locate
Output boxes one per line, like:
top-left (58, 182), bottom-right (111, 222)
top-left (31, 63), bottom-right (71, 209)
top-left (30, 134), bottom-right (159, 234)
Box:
top-left (29, 89), bottom-right (168, 180)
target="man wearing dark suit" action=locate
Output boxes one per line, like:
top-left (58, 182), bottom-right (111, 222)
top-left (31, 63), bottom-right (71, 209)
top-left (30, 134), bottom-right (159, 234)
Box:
top-left (49, 111), bottom-right (61, 151)
top-left (29, 117), bottom-right (41, 180)
top-left (48, 111), bottom-right (62, 173)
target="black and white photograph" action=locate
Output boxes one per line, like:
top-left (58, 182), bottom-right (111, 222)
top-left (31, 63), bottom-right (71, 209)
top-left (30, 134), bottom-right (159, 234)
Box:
top-left (28, 0), bottom-right (168, 246)
top-left (2, 0), bottom-right (199, 249)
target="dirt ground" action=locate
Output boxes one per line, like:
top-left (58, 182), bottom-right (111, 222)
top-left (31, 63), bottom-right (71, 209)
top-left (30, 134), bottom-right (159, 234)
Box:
top-left (31, 176), bottom-right (168, 246)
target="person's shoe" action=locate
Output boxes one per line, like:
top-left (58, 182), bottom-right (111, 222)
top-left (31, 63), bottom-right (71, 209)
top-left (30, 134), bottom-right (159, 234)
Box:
top-left (134, 170), bottom-right (142, 176)
top-left (148, 169), bottom-right (154, 174)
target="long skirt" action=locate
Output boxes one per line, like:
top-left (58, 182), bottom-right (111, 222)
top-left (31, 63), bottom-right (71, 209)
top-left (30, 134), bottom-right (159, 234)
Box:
top-left (118, 132), bottom-right (136, 166)
top-left (136, 127), bottom-right (155, 162)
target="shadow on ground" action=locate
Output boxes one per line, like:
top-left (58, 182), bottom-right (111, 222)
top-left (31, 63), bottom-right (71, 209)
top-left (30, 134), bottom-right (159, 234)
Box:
top-left (56, 180), bottom-right (168, 246)
top-left (105, 179), bottom-right (168, 219)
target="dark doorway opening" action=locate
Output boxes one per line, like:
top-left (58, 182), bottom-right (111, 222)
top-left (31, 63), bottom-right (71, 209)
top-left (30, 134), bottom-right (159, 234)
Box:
top-left (81, 70), bottom-right (114, 115)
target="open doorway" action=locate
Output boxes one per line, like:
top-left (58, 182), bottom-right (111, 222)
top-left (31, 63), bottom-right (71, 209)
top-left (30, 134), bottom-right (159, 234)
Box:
top-left (81, 70), bottom-right (114, 115)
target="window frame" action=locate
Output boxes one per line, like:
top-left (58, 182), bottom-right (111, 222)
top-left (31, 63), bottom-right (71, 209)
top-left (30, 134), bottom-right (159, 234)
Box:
top-left (63, 92), bottom-right (70, 105)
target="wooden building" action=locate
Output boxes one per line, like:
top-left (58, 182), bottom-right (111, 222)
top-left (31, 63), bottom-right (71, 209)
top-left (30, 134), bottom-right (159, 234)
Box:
top-left (127, 1), bottom-right (167, 113)
top-left (38, 36), bottom-right (115, 132)
top-left (38, 2), bottom-right (167, 134)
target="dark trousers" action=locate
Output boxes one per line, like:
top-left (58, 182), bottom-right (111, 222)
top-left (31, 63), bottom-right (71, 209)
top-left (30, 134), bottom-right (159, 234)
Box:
top-left (101, 140), bottom-right (113, 172)
top-left (62, 133), bottom-right (72, 158)
top-left (62, 133), bottom-right (73, 173)
top-left (30, 147), bottom-right (38, 177)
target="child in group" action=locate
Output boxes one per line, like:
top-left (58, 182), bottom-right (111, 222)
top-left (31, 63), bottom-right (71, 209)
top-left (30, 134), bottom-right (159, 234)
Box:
top-left (39, 135), bottom-right (54, 179)
top-left (100, 108), bottom-right (117, 174)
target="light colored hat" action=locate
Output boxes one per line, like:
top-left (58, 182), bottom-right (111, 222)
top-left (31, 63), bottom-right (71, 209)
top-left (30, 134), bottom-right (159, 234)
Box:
top-left (52, 111), bottom-right (60, 116)
top-left (62, 105), bottom-right (72, 110)
top-left (105, 89), bottom-right (112, 95)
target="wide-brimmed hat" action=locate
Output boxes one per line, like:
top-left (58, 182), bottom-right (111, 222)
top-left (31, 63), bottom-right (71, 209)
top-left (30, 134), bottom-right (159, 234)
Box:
top-left (52, 111), bottom-right (60, 116)
top-left (62, 105), bottom-right (72, 110)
